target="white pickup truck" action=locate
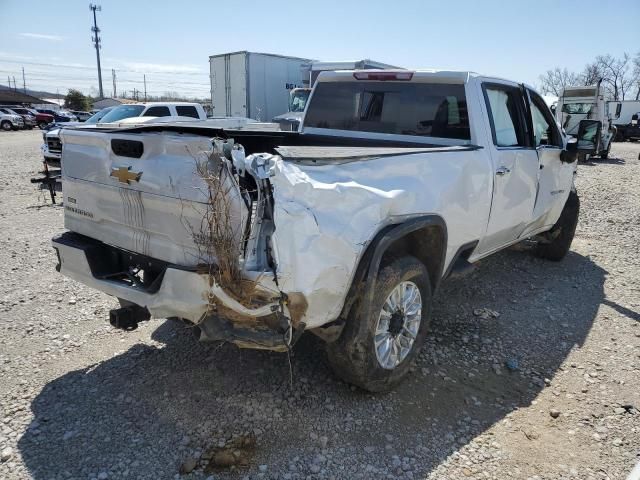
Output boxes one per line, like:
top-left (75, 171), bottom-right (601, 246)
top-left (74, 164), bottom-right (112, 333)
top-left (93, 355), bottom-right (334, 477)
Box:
top-left (52, 70), bottom-right (600, 391)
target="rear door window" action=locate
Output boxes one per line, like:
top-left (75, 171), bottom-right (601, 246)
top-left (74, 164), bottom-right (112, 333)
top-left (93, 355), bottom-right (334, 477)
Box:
top-left (143, 106), bottom-right (171, 117)
top-left (304, 81), bottom-right (470, 140)
top-left (175, 106), bottom-right (199, 118)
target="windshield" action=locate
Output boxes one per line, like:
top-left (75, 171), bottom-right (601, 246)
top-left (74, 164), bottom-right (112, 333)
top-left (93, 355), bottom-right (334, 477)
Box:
top-left (98, 105), bottom-right (145, 123)
top-left (289, 89), bottom-right (311, 112)
top-left (561, 103), bottom-right (593, 115)
top-left (85, 107), bottom-right (114, 124)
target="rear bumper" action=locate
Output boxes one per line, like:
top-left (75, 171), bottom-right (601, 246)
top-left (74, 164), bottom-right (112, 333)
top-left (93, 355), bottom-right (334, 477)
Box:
top-left (52, 232), bottom-right (291, 350)
top-left (52, 232), bottom-right (210, 322)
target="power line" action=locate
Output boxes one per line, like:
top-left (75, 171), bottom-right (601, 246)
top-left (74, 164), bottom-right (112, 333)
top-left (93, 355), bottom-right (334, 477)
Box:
top-left (0, 58), bottom-right (208, 76)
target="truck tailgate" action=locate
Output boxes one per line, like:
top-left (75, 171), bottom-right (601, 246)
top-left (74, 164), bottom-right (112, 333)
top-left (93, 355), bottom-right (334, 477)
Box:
top-left (60, 128), bottom-right (247, 266)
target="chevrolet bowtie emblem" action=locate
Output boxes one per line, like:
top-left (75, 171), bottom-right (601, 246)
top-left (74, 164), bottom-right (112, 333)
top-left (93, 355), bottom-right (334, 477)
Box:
top-left (110, 166), bottom-right (142, 184)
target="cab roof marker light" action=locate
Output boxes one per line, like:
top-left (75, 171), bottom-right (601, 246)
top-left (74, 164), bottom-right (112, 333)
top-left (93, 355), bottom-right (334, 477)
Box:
top-left (353, 71), bottom-right (414, 81)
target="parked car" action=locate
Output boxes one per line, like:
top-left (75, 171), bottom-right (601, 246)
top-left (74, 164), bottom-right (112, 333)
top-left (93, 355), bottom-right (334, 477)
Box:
top-left (71, 110), bottom-right (92, 122)
top-left (9, 107), bottom-right (54, 129)
top-left (0, 107), bottom-right (36, 129)
top-left (37, 109), bottom-right (78, 122)
top-left (52, 69), bottom-right (599, 391)
top-left (0, 110), bottom-right (24, 131)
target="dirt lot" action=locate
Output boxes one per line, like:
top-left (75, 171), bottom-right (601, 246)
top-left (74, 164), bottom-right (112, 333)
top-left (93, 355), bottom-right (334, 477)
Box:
top-left (0, 130), bottom-right (638, 480)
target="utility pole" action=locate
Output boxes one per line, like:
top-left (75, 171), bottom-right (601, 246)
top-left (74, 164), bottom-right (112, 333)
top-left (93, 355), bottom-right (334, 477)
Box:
top-left (89, 4), bottom-right (104, 99)
top-left (22, 67), bottom-right (26, 94)
top-left (12, 76), bottom-right (16, 91)
top-left (143, 75), bottom-right (147, 102)
top-left (7, 76), bottom-right (10, 89)
top-left (112, 69), bottom-right (116, 98)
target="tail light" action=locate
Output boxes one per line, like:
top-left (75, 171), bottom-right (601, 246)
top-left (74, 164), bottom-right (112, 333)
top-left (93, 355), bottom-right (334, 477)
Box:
top-left (353, 71), bottom-right (414, 81)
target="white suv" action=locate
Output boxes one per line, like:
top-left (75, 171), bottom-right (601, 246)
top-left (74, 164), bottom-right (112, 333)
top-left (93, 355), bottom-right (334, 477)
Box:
top-left (0, 110), bottom-right (24, 131)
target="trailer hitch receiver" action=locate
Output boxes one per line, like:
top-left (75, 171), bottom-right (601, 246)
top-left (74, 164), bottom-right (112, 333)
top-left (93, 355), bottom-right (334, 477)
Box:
top-left (109, 305), bottom-right (151, 331)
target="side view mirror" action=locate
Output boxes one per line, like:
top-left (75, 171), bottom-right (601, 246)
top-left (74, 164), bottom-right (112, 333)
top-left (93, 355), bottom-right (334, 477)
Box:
top-left (632, 113), bottom-right (638, 126)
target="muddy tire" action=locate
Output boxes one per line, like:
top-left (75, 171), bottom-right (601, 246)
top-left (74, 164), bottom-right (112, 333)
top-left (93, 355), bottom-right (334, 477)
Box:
top-left (534, 190), bottom-right (580, 261)
top-left (326, 256), bottom-right (432, 392)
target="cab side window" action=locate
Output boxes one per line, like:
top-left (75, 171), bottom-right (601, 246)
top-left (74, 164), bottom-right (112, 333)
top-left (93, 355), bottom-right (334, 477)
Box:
top-left (528, 91), bottom-right (562, 148)
top-left (175, 106), bottom-right (199, 118)
top-left (143, 106), bottom-right (171, 117)
top-left (484, 85), bottom-right (527, 147)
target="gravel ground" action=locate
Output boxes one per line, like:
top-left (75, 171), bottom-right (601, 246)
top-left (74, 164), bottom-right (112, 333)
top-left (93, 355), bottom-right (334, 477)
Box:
top-left (0, 130), bottom-right (639, 480)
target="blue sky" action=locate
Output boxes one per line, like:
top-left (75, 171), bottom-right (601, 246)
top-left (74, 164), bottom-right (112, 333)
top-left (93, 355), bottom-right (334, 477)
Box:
top-left (1, 0), bottom-right (638, 98)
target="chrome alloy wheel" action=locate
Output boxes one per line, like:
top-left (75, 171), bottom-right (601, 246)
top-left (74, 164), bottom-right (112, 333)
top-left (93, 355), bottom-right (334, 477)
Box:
top-left (374, 281), bottom-right (422, 370)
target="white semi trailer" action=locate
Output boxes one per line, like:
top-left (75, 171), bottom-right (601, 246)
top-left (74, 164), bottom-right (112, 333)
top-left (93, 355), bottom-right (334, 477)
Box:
top-left (209, 51), bottom-right (311, 121)
top-left (611, 100), bottom-right (640, 126)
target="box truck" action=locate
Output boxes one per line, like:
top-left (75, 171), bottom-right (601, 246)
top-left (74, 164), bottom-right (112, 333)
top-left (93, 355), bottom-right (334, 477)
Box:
top-left (556, 83), bottom-right (621, 159)
top-left (209, 51), bottom-right (311, 121)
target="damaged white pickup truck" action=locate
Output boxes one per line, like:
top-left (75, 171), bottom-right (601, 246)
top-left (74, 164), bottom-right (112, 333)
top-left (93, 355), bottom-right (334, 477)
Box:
top-left (52, 70), bottom-right (601, 391)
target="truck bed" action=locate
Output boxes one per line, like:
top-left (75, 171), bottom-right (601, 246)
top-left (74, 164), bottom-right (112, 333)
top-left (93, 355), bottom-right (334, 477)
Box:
top-left (89, 123), bottom-right (475, 157)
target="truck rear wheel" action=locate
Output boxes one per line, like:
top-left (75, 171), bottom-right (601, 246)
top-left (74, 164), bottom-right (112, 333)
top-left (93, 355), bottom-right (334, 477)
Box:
top-left (326, 256), bottom-right (432, 392)
top-left (534, 190), bottom-right (580, 261)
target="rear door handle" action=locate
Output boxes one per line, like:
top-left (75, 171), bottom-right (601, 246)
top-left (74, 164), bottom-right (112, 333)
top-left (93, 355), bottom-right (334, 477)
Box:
top-left (496, 166), bottom-right (511, 176)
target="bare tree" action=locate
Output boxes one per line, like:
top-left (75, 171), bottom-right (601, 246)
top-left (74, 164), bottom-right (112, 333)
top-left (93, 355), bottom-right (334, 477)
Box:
top-left (632, 51), bottom-right (640, 100)
top-left (538, 67), bottom-right (580, 96)
top-left (595, 53), bottom-right (632, 100)
top-left (581, 62), bottom-right (603, 86)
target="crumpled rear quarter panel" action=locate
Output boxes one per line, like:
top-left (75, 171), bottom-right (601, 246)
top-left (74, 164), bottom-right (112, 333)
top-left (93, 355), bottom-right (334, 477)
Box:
top-left (269, 150), bottom-right (492, 328)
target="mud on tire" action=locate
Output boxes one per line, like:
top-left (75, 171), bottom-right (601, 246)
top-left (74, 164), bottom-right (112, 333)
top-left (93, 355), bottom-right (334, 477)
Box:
top-left (326, 256), bottom-right (432, 392)
top-left (534, 190), bottom-right (580, 261)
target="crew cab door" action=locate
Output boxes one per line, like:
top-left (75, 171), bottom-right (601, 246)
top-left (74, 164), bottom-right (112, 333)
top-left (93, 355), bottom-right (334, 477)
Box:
top-left (522, 88), bottom-right (575, 235)
top-left (475, 82), bottom-right (539, 255)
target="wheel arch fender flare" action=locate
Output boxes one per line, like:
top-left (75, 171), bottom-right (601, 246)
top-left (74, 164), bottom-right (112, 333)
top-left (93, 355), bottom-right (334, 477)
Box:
top-left (339, 215), bottom-right (448, 324)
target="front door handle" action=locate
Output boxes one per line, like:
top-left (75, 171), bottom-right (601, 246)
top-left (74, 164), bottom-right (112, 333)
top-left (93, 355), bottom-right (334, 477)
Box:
top-left (496, 166), bottom-right (511, 176)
